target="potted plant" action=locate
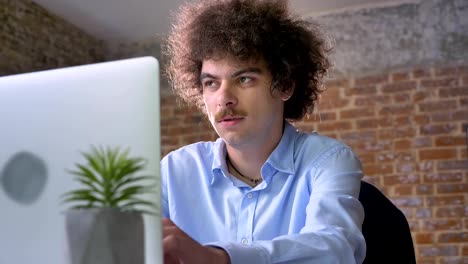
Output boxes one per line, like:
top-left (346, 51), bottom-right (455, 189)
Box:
top-left (62, 145), bottom-right (156, 264)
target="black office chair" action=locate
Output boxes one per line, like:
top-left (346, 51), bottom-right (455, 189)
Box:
top-left (358, 181), bottom-right (416, 264)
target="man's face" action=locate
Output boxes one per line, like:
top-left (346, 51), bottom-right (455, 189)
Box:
top-left (200, 56), bottom-right (286, 148)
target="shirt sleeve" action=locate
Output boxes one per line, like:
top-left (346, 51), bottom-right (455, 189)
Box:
top-left (160, 155), bottom-right (170, 218)
top-left (206, 146), bottom-right (366, 264)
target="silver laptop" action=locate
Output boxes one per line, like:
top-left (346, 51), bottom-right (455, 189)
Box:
top-left (0, 57), bottom-right (162, 264)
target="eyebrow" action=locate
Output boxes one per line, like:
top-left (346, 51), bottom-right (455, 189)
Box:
top-left (200, 67), bottom-right (263, 81)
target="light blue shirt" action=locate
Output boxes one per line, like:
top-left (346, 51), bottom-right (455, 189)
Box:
top-left (161, 123), bottom-right (366, 263)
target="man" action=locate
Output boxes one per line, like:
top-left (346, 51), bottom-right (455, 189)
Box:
top-left (161, 0), bottom-right (366, 263)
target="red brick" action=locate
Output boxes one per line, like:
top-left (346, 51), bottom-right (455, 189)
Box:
top-left (391, 72), bottom-right (410, 82)
top-left (419, 149), bottom-right (457, 160)
top-left (439, 86), bottom-right (468, 97)
top-left (315, 112), bottom-right (337, 121)
top-left (345, 85), bottom-right (377, 96)
top-left (393, 185), bottom-right (414, 195)
top-left (439, 257), bottom-right (467, 264)
top-left (161, 95), bottom-right (177, 105)
top-left (416, 257), bottom-right (436, 264)
top-left (357, 153), bottom-right (375, 164)
top-left (422, 219), bottom-right (462, 231)
top-left (161, 136), bottom-right (179, 145)
top-left (437, 183), bottom-right (468, 194)
top-left (420, 78), bottom-right (458, 88)
top-left (340, 108), bottom-right (375, 119)
top-left (435, 136), bottom-right (467, 146)
top-left (464, 245), bottom-right (468, 256)
top-left (396, 151), bottom-right (416, 162)
top-left (418, 100), bottom-right (458, 112)
top-left (379, 104), bottom-right (414, 116)
top-left (396, 163), bottom-right (417, 173)
top-left (324, 79), bottom-right (349, 88)
top-left (413, 114), bottom-right (431, 125)
top-left (431, 110), bottom-right (468, 122)
top-left (161, 146), bottom-right (179, 157)
top-left (435, 206), bottom-right (465, 218)
top-left (354, 95), bottom-right (391, 106)
top-left (416, 208), bottom-right (433, 218)
top-left (418, 161), bottom-right (435, 172)
top-left (355, 75), bottom-right (388, 85)
top-left (362, 174), bottom-right (381, 183)
top-left (161, 117), bottom-right (184, 127)
top-left (341, 131), bottom-right (377, 141)
top-left (413, 68), bottom-right (432, 78)
top-left (408, 220), bottom-right (420, 231)
top-left (318, 98), bottom-right (350, 109)
top-left (420, 124), bottom-right (457, 135)
top-left (426, 195), bottom-right (464, 206)
top-left (415, 137), bottom-right (434, 148)
top-left (356, 117), bottom-right (392, 129)
top-left (383, 174), bottom-right (420, 185)
top-left (317, 121), bottom-right (352, 132)
top-left (463, 75), bottom-right (468, 85)
top-left (416, 233), bottom-right (435, 244)
top-left (348, 142), bottom-right (392, 152)
top-left (413, 90), bottom-right (436, 102)
top-left (416, 184), bottom-right (435, 195)
top-left (382, 81), bottom-right (417, 93)
top-left (424, 172), bottom-right (463, 183)
top-left (461, 98), bottom-right (468, 107)
top-left (378, 151), bottom-right (415, 163)
top-left (399, 207), bottom-right (414, 218)
top-left (167, 126), bottom-right (192, 136)
top-left (364, 164), bottom-right (394, 175)
top-left (391, 197), bottom-right (423, 207)
top-left (393, 93), bottom-right (411, 103)
top-left (320, 87), bottom-right (341, 100)
top-left (160, 106), bottom-right (174, 116)
top-left (434, 67), bottom-right (459, 76)
top-left (438, 232), bottom-right (468, 243)
top-left (379, 127), bottom-right (416, 140)
top-left (395, 139), bottom-right (411, 150)
top-left (394, 116), bottom-right (411, 126)
top-left (437, 160), bottom-right (468, 171)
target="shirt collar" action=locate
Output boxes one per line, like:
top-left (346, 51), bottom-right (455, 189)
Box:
top-left (266, 122), bottom-right (296, 174)
top-left (210, 122), bottom-right (297, 184)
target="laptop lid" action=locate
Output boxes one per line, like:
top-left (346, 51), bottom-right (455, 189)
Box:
top-left (0, 57), bottom-right (162, 264)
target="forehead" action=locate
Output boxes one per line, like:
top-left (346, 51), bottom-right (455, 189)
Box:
top-left (201, 55), bottom-right (269, 75)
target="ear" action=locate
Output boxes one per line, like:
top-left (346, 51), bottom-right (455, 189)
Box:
top-left (281, 82), bottom-right (295, 101)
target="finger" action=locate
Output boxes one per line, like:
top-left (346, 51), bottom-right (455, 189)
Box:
top-left (162, 218), bottom-right (176, 227)
top-left (164, 253), bottom-right (179, 264)
top-left (163, 225), bottom-right (183, 238)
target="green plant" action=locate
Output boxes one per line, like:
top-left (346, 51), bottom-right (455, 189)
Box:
top-left (62, 146), bottom-right (156, 214)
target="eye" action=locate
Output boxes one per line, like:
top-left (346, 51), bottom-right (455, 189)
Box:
top-left (202, 80), bottom-right (217, 89)
top-left (239, 76), bottom-right (253, 84)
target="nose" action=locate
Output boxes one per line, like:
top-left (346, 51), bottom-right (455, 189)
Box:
top-left (217, 81), bottom-right (238, 107)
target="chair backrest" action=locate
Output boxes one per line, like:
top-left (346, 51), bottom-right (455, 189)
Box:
top-left (358, 181), bottom-right (416, 264)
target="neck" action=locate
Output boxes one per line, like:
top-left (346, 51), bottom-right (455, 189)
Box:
top-left (225, 122), bottom-right (285, 182)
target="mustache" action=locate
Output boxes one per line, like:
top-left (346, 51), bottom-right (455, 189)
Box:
top-left (214, 108), bottom-right (247, 122)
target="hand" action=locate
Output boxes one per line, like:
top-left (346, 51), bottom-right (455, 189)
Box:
top-left (163, 218), bottom-right (230, 264)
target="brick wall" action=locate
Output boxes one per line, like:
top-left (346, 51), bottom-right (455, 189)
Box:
top-left (161, 65), bottom-right (468, 263)
top-left (0, 0), bottom-right (105, 76)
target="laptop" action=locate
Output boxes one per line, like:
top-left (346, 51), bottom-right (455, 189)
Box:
top-left (0, 57), bottom-right (162, 264)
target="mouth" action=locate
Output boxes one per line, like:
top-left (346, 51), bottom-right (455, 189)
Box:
top-left (218, 116), bottom-right (244, 123)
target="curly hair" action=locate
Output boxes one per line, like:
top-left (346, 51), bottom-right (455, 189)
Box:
top-left (163, 0), bottom-right (331, 121)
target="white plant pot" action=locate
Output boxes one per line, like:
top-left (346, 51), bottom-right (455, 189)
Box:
top-left (65, 208), bottom-right (144, 264)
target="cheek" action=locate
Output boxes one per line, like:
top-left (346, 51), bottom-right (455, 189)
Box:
top-left (203, 96), bottom-right (215, 122)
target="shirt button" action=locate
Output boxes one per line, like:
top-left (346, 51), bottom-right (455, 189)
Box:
top-left (247, 193), bottom-right (253, 199)
top-left (241, 238), bottom-right (248, 245)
